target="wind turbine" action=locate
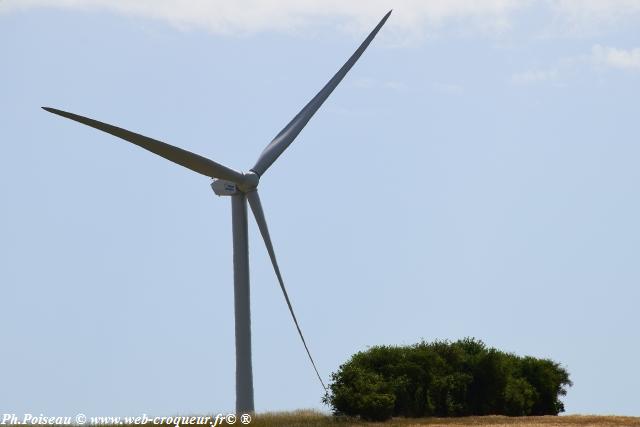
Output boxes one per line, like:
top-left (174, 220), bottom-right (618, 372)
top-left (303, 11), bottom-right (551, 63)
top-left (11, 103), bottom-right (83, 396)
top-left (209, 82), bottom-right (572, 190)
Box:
top-left (43, 10), bottom-right (391, 413)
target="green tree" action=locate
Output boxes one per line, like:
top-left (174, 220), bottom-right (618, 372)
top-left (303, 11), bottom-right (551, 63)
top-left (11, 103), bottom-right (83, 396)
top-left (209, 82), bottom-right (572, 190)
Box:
top-left (323, 338), bottom-right (571, 420)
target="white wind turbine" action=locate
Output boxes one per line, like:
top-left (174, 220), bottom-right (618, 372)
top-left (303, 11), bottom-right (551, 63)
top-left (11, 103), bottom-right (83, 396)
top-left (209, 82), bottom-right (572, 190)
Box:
top-left (43, 10), bottom-right (392, 413)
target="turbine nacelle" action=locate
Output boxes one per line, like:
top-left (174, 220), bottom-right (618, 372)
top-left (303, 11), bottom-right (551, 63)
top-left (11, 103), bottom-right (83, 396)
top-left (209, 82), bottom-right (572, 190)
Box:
top-left (211, 179), bottom-right (239, 196)
top-left (211, 171), bottom-right (259, 196)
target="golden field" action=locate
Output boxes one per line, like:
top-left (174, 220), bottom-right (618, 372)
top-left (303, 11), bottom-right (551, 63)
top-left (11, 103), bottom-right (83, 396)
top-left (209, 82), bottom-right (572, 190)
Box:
top-left (247, 410), bottom-right (640, 427)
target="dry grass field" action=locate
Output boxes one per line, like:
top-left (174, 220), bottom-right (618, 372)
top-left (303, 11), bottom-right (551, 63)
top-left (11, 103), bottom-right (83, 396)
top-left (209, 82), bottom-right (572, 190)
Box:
top-left (247, 410), bottom-right (640, 427)
top-left (63, 410), bottom-right (640, 427)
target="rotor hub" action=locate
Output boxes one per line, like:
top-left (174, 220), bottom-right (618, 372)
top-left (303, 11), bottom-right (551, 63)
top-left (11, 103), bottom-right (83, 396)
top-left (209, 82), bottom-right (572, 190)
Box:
top-left (240, 171), bottom-right (260, 192)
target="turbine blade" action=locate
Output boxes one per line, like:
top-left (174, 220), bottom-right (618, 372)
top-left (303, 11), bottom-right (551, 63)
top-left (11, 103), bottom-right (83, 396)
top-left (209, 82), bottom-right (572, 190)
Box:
top-left (246, 190), bottom-right (326, 391)
top-left (42, 107), bottom-right (245, 184)
top-left (250, 10), bottom-right (392, 176)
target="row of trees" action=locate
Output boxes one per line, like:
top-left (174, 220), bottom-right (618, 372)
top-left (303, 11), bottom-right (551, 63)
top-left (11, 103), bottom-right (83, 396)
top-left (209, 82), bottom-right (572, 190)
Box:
top-left (323, 338), bottom-right (571, 421)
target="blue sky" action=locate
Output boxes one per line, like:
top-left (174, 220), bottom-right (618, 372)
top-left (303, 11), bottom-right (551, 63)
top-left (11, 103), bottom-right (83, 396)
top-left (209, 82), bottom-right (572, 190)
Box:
top-left (1, 0), bottom-right (639, 417)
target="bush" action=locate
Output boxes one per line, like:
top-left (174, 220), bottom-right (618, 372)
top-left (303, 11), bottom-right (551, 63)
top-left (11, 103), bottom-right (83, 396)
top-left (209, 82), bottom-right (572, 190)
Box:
top-left (322, 363), bottom-right (395, 421)
top-left (323, 338), bottom-right (571, 421)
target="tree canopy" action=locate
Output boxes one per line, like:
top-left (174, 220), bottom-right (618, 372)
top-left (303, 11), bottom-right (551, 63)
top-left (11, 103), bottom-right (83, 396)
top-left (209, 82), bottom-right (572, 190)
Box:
top-left (323, 338), bottom-right (572, 421)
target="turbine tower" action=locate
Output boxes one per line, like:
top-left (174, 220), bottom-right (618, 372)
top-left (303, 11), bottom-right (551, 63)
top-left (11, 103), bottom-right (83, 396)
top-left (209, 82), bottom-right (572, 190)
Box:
top-left (43, 10), bottom-right (391, 413)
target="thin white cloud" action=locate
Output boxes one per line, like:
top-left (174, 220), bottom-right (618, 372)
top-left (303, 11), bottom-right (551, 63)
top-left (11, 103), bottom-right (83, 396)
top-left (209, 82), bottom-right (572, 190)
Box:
top-left (432, 83), bottom-right (464, 95)
top-left (510, 43), bottom-right (640, 86)
top-left (353, 77), bottom-right (408, 92)
top-left (383, 81), bottom-right (407, 91)
top-left (3, 0), bottom-right (640, 42)
top-left (0, 0), bottom-right (525, 40)
top-left (592, 45), bottom-right (640, 71)
top-left (511, 69), bottom-right (558, 84)
top-left (547, 0), bottom-right (640, 36)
